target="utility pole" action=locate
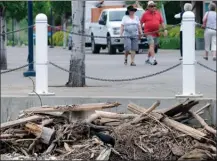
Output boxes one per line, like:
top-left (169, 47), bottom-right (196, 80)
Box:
top-left (50, 7), bottom-right (54, 48)
top-left (23, 0), bottom-right (35, 77)
top-left (66, 1), bottom-right (86, 87)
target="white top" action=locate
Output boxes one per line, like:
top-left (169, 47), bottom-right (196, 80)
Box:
top-left (203, 11), bottom-right (216, 30)
top-left (121, 15), bottom-right (140, 36)
top-left (174, 13), bottom-right (183, 31)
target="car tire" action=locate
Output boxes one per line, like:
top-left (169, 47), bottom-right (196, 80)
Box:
top-left (91, 35), bottom-right (100, 54)
top-left (107, 36), bottom-right (116, 54)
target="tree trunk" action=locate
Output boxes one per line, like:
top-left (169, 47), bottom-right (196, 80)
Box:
top-left (66, 1), bottom-right (85, 87)
top-left (15, 20), bottom-right (21, 46)
top-left (0, 7), bottom-right (7, 70)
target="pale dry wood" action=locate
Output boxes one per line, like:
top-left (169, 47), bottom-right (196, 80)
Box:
top-left (0, 133), bottom-right (27, 139)
top-left (96, 148), bottom-right (111, 161)
top-left (24, 122), bottom-right (55, 145)
top-left (24, 102), bottom-right (121, 113)
top-left (194, 142), bottom-right (216, 153)
top-left (189, 111), bottom-right (216, 135)
top-left (195, 103), bottom-right (211, 114)
top-left (1, 115), bottom-right (43, 130)
top-left (131, 101), bottom-right (160, 124)
top-left (41, 119), bottom-right (54, 126)
top-left (64, 142), bottom-right (73, 152)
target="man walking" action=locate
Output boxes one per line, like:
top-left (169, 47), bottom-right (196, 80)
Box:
top-left (140, 1), bottom-right (167, 65)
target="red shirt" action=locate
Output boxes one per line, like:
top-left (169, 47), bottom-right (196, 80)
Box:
top-left (140, 10), bottom-right (164, 37)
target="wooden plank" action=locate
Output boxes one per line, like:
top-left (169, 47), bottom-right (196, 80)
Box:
top-left (1, 115), bottom-right (43, 130)
top-left (24, 102), bottom-right (121, 114)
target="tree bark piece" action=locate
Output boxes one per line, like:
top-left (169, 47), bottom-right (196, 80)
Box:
top-left (189, 111), bottom-right (216, 135)
top-left (24, 102), bottom-right (121, 114)
top-left (131, 100), bottom-right (160, 124)
top-left (24, 122), bottom-right (55, 145)
top-left (96, 148), bottom-right (111, 161)
top-left (1, 115), bottom-right (44, 130)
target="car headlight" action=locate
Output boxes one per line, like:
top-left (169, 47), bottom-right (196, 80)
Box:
top-left (113, 27), bottom-right (120, 35)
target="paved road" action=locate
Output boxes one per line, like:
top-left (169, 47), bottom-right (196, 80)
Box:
top-left (1, 47), bottom-right (216, 98)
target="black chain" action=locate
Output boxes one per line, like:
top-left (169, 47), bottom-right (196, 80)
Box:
top-left (197, 62), bottom-right (216, 73)
top-left (49, 61), bottom-right (181, 82)
top-left (48, 23), bottom-right (181, 39)
top-left (1, 62), bottom-right (34, 74)
top-left (0, 25), bottom-right (35, 36)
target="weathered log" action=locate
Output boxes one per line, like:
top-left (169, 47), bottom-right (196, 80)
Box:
top-left (24, 102), bottom-right (121, 113)
top-left (127, 103), bottom-right (145, 114)
top-left (195, 103), bottom-right (211, 114)
top-left (181, 100), bottom-right (199, 115)
top-left (131, 100), bottom-right (160, 124)
top-left (1, 115), bottom-right (44, 130)
top-left (86, 111), bottom-right (137, 123)
top-left (24, 122), bottom-right (55, 145)
top-left (194, 142), bottom-right (216, 153)
top-left (189, 111), bottom-right (216, 135)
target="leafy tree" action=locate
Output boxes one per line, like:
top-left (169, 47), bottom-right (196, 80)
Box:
top-left (33, 1), bottom-right (50, 19)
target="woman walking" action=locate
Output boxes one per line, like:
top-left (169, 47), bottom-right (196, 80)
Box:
top-left (120, 5), bottom-right (143, 66)
top-left (203, 2), bottom-right (216, 61)
top-left (174, 3), bottom-right (192, 60)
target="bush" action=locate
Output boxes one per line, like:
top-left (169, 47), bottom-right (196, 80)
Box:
top-left (50, 31), bottom-right (69, 46)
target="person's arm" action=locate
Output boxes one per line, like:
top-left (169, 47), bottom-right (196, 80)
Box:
top-left (120, 16), bottom-right (125, 36)
top-left (159, 12), bottom-right (167, 36)
top-left (202, 12), bottom-right (208, 23)
top-left (174, 13), bottom-right (181, 19)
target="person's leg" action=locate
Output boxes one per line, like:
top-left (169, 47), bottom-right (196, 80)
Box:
top-left (148, 36), bottom-right (157, 65)
top-left (130, 37), bottom-right (138, 66)
top-left (211, 32), bottom-right (216, 61)
top-left (180, 31), bottom-right (183, 59)
top-left (146, 36), bottom-right (154, 64)
top-left (204, 29), bottom-right (211, 60)
top-left (124, 37), bottom-right (131, 65)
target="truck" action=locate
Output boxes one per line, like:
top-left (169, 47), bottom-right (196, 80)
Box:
top-left (68, 1), bottom-right (149, 54)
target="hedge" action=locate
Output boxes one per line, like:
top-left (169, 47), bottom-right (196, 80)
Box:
top-left (159, 25), bottom-right (205, 49)
top-left (49, 31), bottom-right (69, 46)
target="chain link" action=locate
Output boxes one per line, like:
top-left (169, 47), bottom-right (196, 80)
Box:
top-left (197, 61), bottom-right (216, 73)
top-left (48, 23), bottom-right (181, 39)
top-left (50, 61), bottom-right (181, 82)
top-left (1, 62), bottom-right (34, 74)
top-left (0, 25), bottom-right (35, 36)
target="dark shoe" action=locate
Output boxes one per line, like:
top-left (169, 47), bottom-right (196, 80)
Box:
top-left (124, 59), bottom-right (127, 65)
top-left (151, 60), bottom-right (158, 65)
top-left (130, 62), bottom-right (136, 66)
top-left (203, 56), bottom-right (208, 60)
top-left (213, 57), bottom-right (216, 61)
top-left (179, 57), bottom-right (182, 60)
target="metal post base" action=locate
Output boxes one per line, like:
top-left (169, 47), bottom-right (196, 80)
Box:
top-left (175, 93), bottom-right (203, 98)
top-left (23, 70), bottom-right (36, 77)
top-left (28, 92), bottom-right (55, 96)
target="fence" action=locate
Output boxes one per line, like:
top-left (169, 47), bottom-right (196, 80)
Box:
top-left (1, 11), bottom-right (216, 97)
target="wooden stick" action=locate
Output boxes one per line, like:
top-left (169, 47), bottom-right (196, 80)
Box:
top-left (189, 111), bottom-right (216, 135)
top-left (195, 103), bottom-right (211, 114)
top-left (194, 142), bottom-right (216, 153)
top-left (1, 115), bottom-right (43, 130)
top-left (131, 101), bottom-right (160, 124)
top-left (0, 133), bottom-right (27, 139)
top-left (24, 102), bottom-right (121, 113)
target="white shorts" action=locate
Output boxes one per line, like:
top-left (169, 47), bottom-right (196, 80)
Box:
top-left (204, 29), bottom-right (216, 52)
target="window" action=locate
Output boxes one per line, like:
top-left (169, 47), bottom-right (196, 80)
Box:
top-left (109, 10), bottom-right (144, 21)
top-left (100, 11), bottom-right (107, 22)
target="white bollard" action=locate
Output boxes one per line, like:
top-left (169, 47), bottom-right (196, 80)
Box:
top-left (29, 14), bottom-right (55, 96)
top-left (176, 11), bottom-right (202, 98)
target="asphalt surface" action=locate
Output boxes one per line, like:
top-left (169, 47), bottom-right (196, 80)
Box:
top-left (1, 46), bottom-right (216, 98)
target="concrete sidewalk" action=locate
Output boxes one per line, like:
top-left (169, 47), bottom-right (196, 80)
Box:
top-left (1, 47), bottom-right (216, 98)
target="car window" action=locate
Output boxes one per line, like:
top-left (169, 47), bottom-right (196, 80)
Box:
top-left (100, 11), bottom-right (107, 22)
top-left (109, 10), bottom-right (144, 21)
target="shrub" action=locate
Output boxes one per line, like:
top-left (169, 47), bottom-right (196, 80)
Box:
top-left (159, 37), bottom-right (180, 49)
top-left (50, 31), bottom-right (69, 46)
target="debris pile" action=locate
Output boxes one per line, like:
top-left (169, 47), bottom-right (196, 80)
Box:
top-left (0, 100), bottom-right (216, 160)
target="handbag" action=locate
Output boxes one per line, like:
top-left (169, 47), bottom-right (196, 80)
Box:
top-left (202, 12), bottom-right (209, 29)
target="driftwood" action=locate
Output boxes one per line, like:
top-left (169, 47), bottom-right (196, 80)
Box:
top-left (24, 102), bottom-right (121, 114)
top-left (195, 103), bottom-right (211, 114)
top-left (1, 115), bottom-right (44, 130)
top-left (131, 101), bottom-right (160, 124)
top-left (86, 111), bottom-right (137, 123)
top-left (96, 148), bottom-right (111, 160)
top-left (24, 122), bottom-right (55, 145)
top-left (178, 148), bottom-right (214, 160)
top-left (0, 133), bottom-right (28, 139)
top-left (189, 111), bottom-right (216, 135)
top-left (194, 142), bottom-right (216, 153)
